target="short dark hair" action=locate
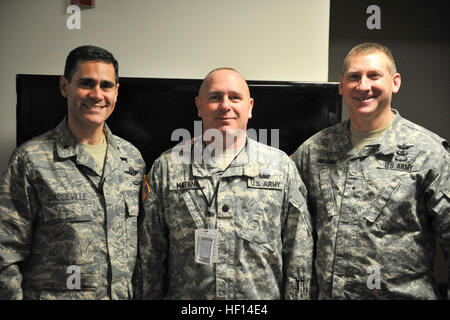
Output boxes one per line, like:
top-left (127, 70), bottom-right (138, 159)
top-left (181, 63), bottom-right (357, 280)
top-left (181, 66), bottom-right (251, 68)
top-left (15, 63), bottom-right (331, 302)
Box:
top-left (63, 45), bottom-right (119, 83)
top-left (342, 42), bottom-right (397, 76)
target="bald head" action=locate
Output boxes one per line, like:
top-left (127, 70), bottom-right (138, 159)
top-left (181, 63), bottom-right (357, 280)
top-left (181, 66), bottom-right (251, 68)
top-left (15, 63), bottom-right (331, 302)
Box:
top-left (198, 67), bottom-right (251, 98)
top-left (195, 67), bottom-right (254, 142)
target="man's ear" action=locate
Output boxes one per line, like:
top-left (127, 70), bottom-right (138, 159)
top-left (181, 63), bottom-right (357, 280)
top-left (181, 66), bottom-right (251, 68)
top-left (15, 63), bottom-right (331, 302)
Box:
top-left (60, 76), bottom-right (69, 97)
top-left (392, 73), bottom-right (401, 94)
top-left (195, 97), bottom-right (202, 118)
top-left (114, 83), bottom-right (120, 99)
top-left (338, 77), bottom-right (344, 95)
top-left (248, 98), bottom-right (254, 119)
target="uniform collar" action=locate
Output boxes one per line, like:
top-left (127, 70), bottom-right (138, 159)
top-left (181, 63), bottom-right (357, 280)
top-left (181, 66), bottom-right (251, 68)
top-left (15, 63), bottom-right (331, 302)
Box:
top-left (372, 109), bottom-right (403, 155)
top-left (55, 117), bottom-right (124, 176)
top-left (327, 120), bottom-right (354, 155)
top-left (191, 136), bottom-right (259, 178)
top-left (335, 109), bottom-right (403, 158)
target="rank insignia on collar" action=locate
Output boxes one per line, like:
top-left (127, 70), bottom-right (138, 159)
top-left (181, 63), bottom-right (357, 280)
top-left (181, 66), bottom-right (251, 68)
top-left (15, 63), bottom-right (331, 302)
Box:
top-left (125, 167), bottom-right (139, 175)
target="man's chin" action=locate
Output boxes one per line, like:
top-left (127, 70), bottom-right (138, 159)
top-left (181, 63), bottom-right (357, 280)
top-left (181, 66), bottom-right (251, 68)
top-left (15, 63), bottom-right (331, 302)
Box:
top-left (73, 115), bottom-right (107, 129)
top-left (350, 104), bottom-right (378, 116)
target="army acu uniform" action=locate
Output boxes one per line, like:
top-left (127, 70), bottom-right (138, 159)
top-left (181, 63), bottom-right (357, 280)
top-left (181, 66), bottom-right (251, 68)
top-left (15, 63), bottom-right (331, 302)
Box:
top-left (138, 137), bottom-right (313, 299)
top-left (0, 118), bottom-right (145, 299)
top-left (292, 110), bottom-right (450, 299)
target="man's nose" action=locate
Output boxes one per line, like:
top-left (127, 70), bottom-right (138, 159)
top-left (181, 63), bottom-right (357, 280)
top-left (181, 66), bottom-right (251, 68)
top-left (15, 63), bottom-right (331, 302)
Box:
top-left (357, 76), bottom-right (371, 90)
top-left (218, 97), bottom-right (231, 110)
top-left (88, 85), bottom-right (103, 101)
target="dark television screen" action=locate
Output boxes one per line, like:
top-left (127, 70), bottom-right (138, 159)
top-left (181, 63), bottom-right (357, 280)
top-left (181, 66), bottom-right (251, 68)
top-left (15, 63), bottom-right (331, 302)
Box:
top-left (16, 75), bottom-right (341, 169)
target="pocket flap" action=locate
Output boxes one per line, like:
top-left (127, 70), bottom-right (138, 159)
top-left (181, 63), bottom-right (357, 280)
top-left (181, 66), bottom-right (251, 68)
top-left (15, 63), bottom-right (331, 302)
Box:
top-left (42, 201), bottom-right (94, 222)
top-left (364, 176), bottom-right (401, 223)
top-left (181, 192), bottom-right (205, 229)
top-left (125, 198), bottom-right (139, 217)
top-left (319, 168), bottom-right (338, 218)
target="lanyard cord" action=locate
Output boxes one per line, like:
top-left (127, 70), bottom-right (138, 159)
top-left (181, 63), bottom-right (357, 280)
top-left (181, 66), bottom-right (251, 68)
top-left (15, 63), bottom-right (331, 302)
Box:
top-left (76, 142), bottom-right (108, 195)
top-left (191, 140), bottom-right (247, 224)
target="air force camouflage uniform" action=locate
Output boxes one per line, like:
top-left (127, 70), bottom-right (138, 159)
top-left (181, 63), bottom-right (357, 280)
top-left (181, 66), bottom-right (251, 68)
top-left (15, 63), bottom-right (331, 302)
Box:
top-left (138, 137), bottom-right (313, 299)
top-left (292, 110), bottom-right (450, 299)
top-left (0, 118), bottom-right (145, 299)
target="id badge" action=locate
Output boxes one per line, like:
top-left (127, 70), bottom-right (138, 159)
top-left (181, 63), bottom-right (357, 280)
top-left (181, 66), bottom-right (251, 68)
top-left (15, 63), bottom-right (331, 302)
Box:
top-left (195, 229), bottom-right (218, 265)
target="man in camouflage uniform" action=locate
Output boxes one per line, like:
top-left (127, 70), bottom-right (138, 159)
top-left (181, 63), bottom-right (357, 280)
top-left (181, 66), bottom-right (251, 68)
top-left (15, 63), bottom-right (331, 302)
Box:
top-left (0, 46), bottom-right (145, 299)
top-left (138, 68), bottom-right (313, 299)
top-left (292, 43), bottom-right (449, 299)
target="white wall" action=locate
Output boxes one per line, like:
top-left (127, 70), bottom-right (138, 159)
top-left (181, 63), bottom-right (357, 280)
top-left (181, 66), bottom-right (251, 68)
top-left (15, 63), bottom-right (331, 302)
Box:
top-left (0, 0), bottom-right (330, 169)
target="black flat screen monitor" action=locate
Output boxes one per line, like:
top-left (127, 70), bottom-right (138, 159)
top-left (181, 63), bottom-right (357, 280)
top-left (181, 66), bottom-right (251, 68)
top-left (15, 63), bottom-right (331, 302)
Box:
top-left (16, 75), bottom-right (342, 169)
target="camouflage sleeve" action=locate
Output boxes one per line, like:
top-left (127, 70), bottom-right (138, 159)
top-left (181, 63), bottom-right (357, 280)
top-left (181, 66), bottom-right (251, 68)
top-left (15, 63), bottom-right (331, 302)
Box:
top-left (282, 159), bottom-right (314, 300)
top-left (138, 160), bottom-right (169, 299)
top-left (291, 145), bottom-right (303, 175)
top-left (429, 150), bottom-right (450, 298)
top-left (0, 150), bottom-right (37, 299)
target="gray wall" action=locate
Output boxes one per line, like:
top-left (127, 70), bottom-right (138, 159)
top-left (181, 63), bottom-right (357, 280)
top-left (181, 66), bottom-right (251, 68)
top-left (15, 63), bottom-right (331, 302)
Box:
top-left (0, 0), bottom-right (331, 169)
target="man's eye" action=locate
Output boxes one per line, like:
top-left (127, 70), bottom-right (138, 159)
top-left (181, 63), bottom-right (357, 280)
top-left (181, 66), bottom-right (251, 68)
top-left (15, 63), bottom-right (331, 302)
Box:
top-left (347, 75), bottom-right (360, 81)
top-left (230, 96), bottom-right (241, 101)
top-left (100, 81), bottom-right (115, 89)
top-left (209, 95), bottom-right (219, 101)
top-left (79, 81), bottom-right (93, 88)
top-left (101, 84), bottom-right (115, 91)
top-left (369, 74), bottom-right (381, 80)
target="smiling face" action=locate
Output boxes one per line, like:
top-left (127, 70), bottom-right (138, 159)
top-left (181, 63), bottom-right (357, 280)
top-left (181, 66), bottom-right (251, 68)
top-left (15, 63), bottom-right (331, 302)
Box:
top-left (195, 69), bottom-right (254, 137)
top-left (339, 52), bottom-right (401, 125)
top-left (60, 60), bottom-right (119, 135)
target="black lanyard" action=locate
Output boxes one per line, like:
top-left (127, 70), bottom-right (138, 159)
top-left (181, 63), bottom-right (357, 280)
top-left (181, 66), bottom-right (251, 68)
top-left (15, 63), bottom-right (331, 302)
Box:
top-left (191, 140), bottom-right (246, 218)
top-left (77, 143), bottom-right (108, 196)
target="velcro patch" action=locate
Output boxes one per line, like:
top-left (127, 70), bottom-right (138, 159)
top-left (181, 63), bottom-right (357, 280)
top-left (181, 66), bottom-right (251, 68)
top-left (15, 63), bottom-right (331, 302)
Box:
top-left (248, 178), bottom-right (283, 190)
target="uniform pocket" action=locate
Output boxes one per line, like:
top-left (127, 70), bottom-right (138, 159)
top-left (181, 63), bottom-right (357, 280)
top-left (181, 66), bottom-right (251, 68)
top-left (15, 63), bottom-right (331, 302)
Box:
top-left (38, 201), bottom-right (95, 264)
top-left (38, 287), bottom-right (98, 300)
top-left (39, 201), bottom-right (94, 241)
top-left (235, 179), bottom-right (283, 253)
top-left (443, 176), bottom-right (450, 200)
top-left (181, 191), bottom-right (205, 230)
top-left (124, 194), bottom-right (139, 217)
top-left (237, 228), bottom-right (275, 253)
top-left (364, 176), bottom-right (401, 223)
top-left (41, 200), bottom-right (94, 222)
top-left (124, 196), bottom-right (139, 260)
top-left (319, 167), bottom-right (338, 218)
top-left (26, 262), bottom-right (100, 299)
top-left (289, 196), bottom-right (312, 237)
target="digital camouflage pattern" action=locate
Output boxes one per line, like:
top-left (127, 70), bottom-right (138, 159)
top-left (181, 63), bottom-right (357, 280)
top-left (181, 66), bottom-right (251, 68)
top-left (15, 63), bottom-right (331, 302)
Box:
top-left (0, 118), bottom-right (145, 299)
top-left (292, 110), bottom-right (450, 299)
top-left (137, 137), bottom-right (313, 299)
